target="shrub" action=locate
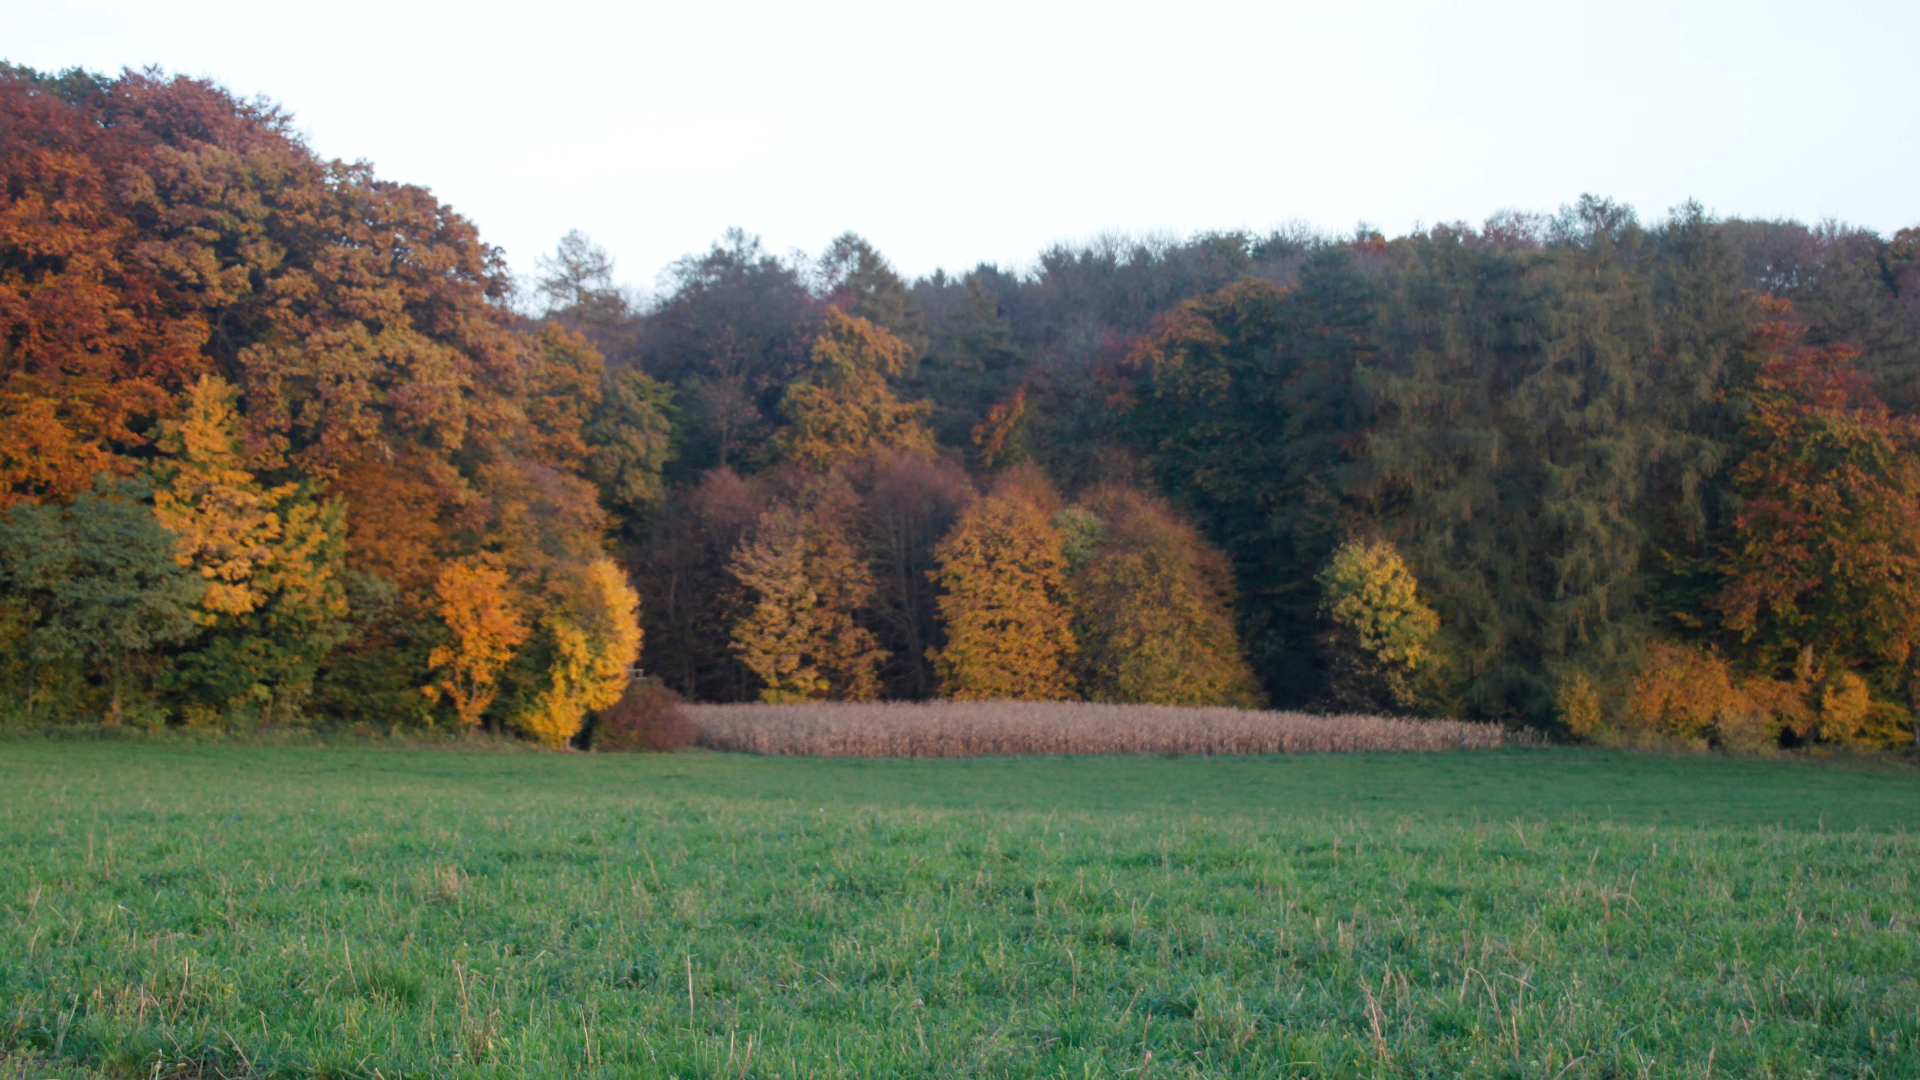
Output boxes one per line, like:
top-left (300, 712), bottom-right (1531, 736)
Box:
top-left (590, 678), bottom-right (693, 752)
top-left (1624, 641), bottom-right (1801, 750)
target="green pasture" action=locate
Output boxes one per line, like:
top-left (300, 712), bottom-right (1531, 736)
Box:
top-left (1, 742), bottom-right (1916, 1078)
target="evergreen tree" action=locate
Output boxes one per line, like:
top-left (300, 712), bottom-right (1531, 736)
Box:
top-left (1129, 254), bottom-right (1373, 705)
top-left (818, 233), bottom-right (927, 358)
top-left (641, 229), bottom-right (819, 470)
top-left (855, 451), bottom-right (976, 699)
top-left (585, 369), bottom-right (676, 529)
top-left (909, 273), bottom-right (1029, 451)
top-left (630, 468), bottom-right (762, 702)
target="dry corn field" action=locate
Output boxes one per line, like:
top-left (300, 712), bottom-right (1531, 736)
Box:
top-left (686, 700), bottom-right (1517, 757)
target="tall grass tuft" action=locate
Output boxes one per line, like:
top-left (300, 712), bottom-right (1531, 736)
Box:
top-left (687, 700), bottom-right (1516, 757)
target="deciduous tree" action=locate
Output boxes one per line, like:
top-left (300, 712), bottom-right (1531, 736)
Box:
top-left (425, 558), bottom-right (528, 731)
top-left (1068, 487), bottom-right (1263, 707)
top-left (775, 308), bottom-right (932, 468)
top-left (0, 477), bottom-right (203, 722)
top-left (930, 473), bottom-right (1076, 700)
top-left (729, 498), bottom-right (884, 702)
top-left (1317, 537), bottom-right (1442, 711)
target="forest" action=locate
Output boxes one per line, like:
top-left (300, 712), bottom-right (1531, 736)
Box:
top-left (4, 64), bottom-right (1918, 750)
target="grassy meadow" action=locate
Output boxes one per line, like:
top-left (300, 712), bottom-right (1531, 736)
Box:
top-left (1, 741), bottom-right (1916, 1079)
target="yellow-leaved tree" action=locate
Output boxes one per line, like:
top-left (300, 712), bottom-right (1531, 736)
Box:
top-left (775, 308), bottom-right (932, 468)
top-left (425, 558), bottom-right (529, 731)
top-left (153, 375), bottom-right (350, 721)
top-left (1068, 486), bottom-right (1263, 707)
top-left (729, 501), bottom-right (884, 702)
top-left (1316, 537), bottom-right (1441, 711)
top-left (517, 557), bottom-right (643, 748)
top-left (470, 458), bottom-right (644, 746)
top-left (930, 473), bottom-right (1076, 700)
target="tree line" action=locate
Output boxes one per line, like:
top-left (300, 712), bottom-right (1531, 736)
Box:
top-left (4, 64), bottom-right (1918, 748)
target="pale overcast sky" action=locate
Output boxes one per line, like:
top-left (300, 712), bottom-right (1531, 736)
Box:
top-left (9, 0), bottom-right (1918, 296)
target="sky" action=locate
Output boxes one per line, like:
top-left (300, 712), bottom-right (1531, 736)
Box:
top-left (9, 0), bottom-right (1919, 298)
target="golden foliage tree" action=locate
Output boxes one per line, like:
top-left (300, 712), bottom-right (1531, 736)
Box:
top-left (425, 558), bottom-right (529, 731)
top-left (516, 557), bottom-right (643, 748)
top-left (776, 308), bottom-right (931, 468)
top-left (152, 376), bottom-right (286, 619)
top-left (930, 474), bottom-right (1076, 700)
top-left (153, 375), bottom-right (350, 719)
top-left (729, 501), bottom-right (884, 702)
top-left (1068, 487), bottom-right (1263, 707)
top-left (1317, 538), bottom-right (1442, 711)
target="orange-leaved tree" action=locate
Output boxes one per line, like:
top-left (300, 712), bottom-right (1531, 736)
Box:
top-left (425, 558), bottom-right (529, 731)
top-left (929, 471), bottom-right (1076, 700)
top-left (153, 374), bottom-right (350, 719)
top-left (1713, 304), bottom-right (1920, 745)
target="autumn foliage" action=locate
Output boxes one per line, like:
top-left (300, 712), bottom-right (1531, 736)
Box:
top-left (930, 473), bottom-right (1077, 701)
top-left (9, 62), bottom-right (1920, 753)
top-left (425, 560), bottom-right (528, 730)
top-left (1067, 486), bottom-right (1263, 707)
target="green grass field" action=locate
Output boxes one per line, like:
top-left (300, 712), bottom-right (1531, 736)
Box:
top-left (1, 742), bottom-right (1916, 1079)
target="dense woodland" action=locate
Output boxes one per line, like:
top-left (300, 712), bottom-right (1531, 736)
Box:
top-left (4, 66), bottom-right (1919, 748)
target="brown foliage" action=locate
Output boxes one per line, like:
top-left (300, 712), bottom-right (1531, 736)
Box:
top-left (333, 457), bottom-right (456, 602)
top-left (523, 324), bottom-right (604, 474)
top-left (0, 69), bottom-right (532, 506)
top-left (852, 450), bottom-right (976, 699)
top-left (631, 468), bottom-right (763, 701)
top-left (590, 678), bottom-right (694, 752)
top-left (687, 701), bottom-right (1514, 757)
top-left (1715, 305), bottom-right (1920, 674)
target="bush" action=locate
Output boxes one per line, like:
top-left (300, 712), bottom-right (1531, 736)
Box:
top-left (1623, 641), bottom-right (1803, 751)
top-left (589, 678), bottom-right (693, 752)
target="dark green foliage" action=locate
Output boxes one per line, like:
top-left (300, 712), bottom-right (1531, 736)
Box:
top-left (585, 369), bottom-right (676, 532)
top-left (639, 230), bottom-right (820, 471)
top-left (1366, 202), bottom-right (1758, 718)
top-left (818, 233), bottom-right (927, 358)
top-left (0, 477), bottom-right (203, 722)
top-left (1128, 253), bottom-right (1374, 705)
